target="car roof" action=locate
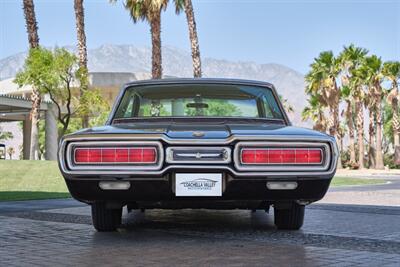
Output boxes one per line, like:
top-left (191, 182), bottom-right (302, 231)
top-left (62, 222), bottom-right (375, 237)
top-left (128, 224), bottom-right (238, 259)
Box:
top-left (123, 78), bottom-right (274, 89)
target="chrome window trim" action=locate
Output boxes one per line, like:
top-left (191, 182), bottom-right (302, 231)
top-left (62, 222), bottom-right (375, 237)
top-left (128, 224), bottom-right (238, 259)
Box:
top-left (165, 147), bottom-right (231, 164)
top-left (106, 79), bottom-right (291, 126)
top-left (65, 141), bottom-right (163, 171)
top-left (59, 134), bottom-right (338, 177)
top-left (234, 142), bottom-right (330, 171)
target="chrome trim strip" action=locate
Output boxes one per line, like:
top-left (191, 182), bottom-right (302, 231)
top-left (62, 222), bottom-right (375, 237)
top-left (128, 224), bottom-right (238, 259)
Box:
top-left (58, 134), bottom-right (338, 177)
top-left (65, 141), bottom-right (163, 171)
top-left (165, 146), bottom-right (231, 164)
top-left (60, 133), bottom-right (334, 145)
top-left (176, 153), bottom-right (221, 157)
top-left (234, 142), bottom-right (329, 171)
top-left (61, 164), bottom-right (333, 178)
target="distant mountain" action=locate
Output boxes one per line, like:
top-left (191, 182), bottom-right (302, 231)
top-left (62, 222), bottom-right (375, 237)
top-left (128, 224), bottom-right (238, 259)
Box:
top-left (0, 44), bottom-right (309, 126)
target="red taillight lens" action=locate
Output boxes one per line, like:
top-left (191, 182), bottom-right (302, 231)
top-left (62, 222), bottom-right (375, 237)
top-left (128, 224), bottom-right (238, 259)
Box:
top-left (241, 148), bottom-right (322, 164)
top-left (74, 147), bottom-right (157, 164)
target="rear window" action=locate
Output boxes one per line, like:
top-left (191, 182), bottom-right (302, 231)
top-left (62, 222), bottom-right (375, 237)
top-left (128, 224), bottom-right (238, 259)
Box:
top-left (113, 84), bottom-right (284, 120)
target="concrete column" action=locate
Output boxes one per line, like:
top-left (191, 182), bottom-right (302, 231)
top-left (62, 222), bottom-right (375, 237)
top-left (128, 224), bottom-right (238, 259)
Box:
top-left (22, 117), bottom-right (31, 160)
top-left (45, 104), bottom-right (58, 160)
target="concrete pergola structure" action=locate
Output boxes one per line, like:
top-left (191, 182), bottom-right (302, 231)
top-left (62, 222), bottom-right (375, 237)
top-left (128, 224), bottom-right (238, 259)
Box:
top-left (0, 94), bottom-right (58, 160)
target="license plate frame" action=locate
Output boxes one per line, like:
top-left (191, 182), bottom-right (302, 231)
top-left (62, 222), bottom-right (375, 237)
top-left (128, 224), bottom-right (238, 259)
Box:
top-left (175, 173), bottom-right (222, 197)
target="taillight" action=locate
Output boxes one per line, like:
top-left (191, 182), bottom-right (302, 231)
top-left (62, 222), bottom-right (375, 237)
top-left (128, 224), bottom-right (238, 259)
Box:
top-left (240, 148), bottom-right (322, 164)
top-left (74, 147), bottom-right (157, 164)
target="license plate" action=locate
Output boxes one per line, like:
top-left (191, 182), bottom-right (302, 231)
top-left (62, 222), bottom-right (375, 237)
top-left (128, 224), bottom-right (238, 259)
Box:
top-left (175, 173), bottom-right (222, 197)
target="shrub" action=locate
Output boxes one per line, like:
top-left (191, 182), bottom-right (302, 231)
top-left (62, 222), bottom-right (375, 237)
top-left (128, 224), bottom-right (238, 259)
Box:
top-left (384, 153), bottom-right (400, 169)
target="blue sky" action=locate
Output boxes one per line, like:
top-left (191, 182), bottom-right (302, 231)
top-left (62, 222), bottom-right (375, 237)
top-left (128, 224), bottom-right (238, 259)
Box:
top-left (0, 0), bottom-right (399, 74)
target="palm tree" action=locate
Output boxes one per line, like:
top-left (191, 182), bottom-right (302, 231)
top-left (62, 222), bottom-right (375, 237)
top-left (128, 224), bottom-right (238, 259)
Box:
top-left (279, 95), bottom-right (294, 113)
top-left (340, 85), bottom-right (356, 164)
top-left (365, 93), bottom-right (376, 168)
top-left (337, 123), bottom-right (346, 153)
top-left (301, 94), bottom-right (327, 133)
top-left (22, 0), bottom-right (40, 160)
top-left (7, 147), bottom-right (15, 160)
top-left (23, 0), bottom-right (39, 48)
top-left (74, 0), bottom-right (89, 128)
top-left (382, 61), bottom-right (400, 163)
top-left (338, 44), bottom-right (368, 164)
top-left (122, 0), bottom-right (168, 79)
top-left (350, 67), bottom-right (367, 169)
top-left (362, 55), bottom-right (385, 169)
top-left (0, 127), bottom-right (13, 141)
top-left (305, 51), bottom-right (342, 168)
top-left (174, 0), bottom-right (202, 77)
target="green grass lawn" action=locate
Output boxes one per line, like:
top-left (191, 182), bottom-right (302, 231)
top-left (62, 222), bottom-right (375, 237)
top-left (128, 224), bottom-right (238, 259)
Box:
top-left (0, 160), bottom-right (386, 201)
top-left (330, 176), bottom-right (384, 187)
top-left (0, 160), bottom-right (70, 201)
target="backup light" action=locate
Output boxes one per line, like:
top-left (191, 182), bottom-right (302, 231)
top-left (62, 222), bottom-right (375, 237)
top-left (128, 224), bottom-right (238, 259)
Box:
top-left (267, 182), bottom-right (298, 190)
top-left (241, 148), bottom-right (322, 164)
top-left (99, 181), bottom-right (131, 190)
top-left (74, 147), bottom-right (157, 164)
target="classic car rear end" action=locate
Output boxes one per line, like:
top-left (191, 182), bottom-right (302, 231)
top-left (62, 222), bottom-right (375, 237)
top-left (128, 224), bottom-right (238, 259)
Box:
top-left (58, 79), bottom-right (338, 231)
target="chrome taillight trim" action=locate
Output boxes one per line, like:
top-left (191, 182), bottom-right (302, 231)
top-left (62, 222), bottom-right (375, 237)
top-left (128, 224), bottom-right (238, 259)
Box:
top-left (58, 134), bottom-right (338, 177)
top-left (239, 147), bottom-right (324, 165)
top-left (73, 147), bottom-right (158, 165)
top-left (166, 147), bottom-right (231, 164)
top-left (65, 141), bottom-right (163, 171)
top-left (234, 142), bottom-right (330, 172)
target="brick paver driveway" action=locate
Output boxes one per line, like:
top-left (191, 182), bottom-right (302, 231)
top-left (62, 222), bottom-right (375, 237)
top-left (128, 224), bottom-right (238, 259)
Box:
top-left (1, 196), bottom-right (399, 267)
top-left (321, 173), bottom-right (400, 206)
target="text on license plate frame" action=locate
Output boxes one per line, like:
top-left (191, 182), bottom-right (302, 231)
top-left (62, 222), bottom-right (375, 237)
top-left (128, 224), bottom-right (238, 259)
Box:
top-left (175, 173), bottom-right (222, 197)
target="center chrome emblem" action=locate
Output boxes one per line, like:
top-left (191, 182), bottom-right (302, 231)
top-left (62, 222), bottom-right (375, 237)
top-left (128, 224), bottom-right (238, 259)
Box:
top-left (192, 131), bottom-right (205, 137)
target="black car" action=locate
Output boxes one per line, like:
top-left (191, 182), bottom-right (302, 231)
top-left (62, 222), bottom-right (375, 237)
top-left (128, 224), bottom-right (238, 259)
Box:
top-left (58, 78), bottom-right (338, 232)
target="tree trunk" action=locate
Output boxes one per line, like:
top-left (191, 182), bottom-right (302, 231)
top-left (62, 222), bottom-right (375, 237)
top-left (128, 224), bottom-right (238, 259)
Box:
top-left (331, 103), bottom-right (342, 169)
top-left (368, 109), bottom-right (376, 168)
top-left (346, 101), bottom-right (356, 163)
top-left (29, 87), bottom-right (41, 160)
top-left (340, 136), bottom-right (344, 153)
top-left (394, 98), bottom-right (400, 147)
top-left (391, 88), bottom-right (400, 164)
top-left (184, 0), bottom-right (202, 78)
top-left (150, 12), bottom-right (162, 79)
top-left (74, 0), bottom-right (89, 128)
top-left (329, 81), bottom-right (342, 169)
top-left (356, 100), bottom-right (365, 169)
top-left (23, 0), bottom-right (39, 49)
top-left (74, 0), bottom-right (87, 70)
top-left (348, 128), bottom-right (356, 163)
top-left (375, 98), bottom-right (384, 169)
top-left (23, 0), bottom-right (40, 160)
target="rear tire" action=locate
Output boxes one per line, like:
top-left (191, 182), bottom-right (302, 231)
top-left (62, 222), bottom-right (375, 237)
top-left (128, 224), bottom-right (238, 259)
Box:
top-left (274, 203), bottom-right (305, 230)
top-left (91, 203), bottom-right (122, 232)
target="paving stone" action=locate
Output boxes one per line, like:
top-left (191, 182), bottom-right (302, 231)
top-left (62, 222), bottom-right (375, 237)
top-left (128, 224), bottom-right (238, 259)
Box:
top-left (0, 200), bottom-right (399, 266)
